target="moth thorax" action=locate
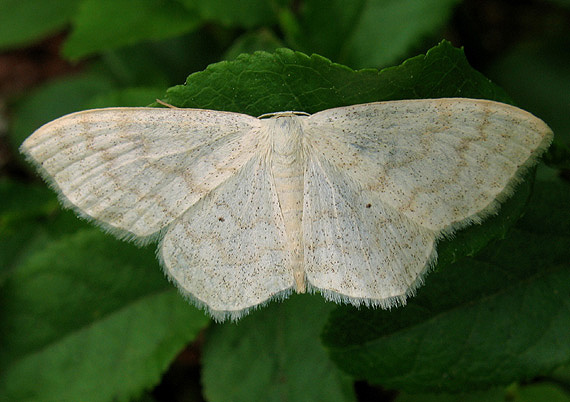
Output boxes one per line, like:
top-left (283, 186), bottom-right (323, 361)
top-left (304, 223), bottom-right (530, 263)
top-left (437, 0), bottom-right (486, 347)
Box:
top-left (268, 116), bottom-right (306, 162)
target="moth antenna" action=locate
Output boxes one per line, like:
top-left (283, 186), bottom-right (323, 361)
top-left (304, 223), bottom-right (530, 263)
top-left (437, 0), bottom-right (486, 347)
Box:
top-left (156, 99), bottom-right (179, 109)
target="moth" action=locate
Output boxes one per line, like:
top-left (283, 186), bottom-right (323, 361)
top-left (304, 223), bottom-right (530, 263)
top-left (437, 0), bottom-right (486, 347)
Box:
top-left (21, 98), bottom-right (553, 321)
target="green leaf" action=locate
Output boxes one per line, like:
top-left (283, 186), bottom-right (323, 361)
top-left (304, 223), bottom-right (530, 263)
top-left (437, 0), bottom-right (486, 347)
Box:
top-left (1, 179), bottom-right (56, 279)
top-left (0, 229), bottom-right (209, 402)
top-left (0, 179), bottom-right (92, 284)
top-left (162, 41), bottom-right (511, 117)
top-left (323, 179), bottom-right (570, 392)
top-left (435, 173), bottom-right (534, 269)
top-left (0, 0), bottom-right (79, 50)
top-left (0, 178), bottom-right (55, 227)
top-left (62, 0), bottom-right (200, 60)
top-left (180, 0), bottom-right (290, 28)
top-left (202, 294), bottom-right (355, 402)
top-left (285, 0), bottom-right (462, 68)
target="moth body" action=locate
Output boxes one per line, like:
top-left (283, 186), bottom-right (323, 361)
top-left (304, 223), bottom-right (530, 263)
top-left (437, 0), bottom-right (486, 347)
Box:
top-left (267, 115), bottom-right (308, 292)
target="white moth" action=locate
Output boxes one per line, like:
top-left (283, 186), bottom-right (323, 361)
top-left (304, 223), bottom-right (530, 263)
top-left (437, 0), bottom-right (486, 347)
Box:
top-left (21, 98), bottom-right (553, 321)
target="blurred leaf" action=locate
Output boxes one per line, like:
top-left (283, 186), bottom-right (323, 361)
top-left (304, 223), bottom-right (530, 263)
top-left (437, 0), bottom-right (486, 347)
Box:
top-left (224, 29), bottom-right (284, 59)
top-left (0, 179), bottom-right (68, 280)
top-left (281, 0), bottom-right (363, 63)
top-left (395, 387), bottom-right (506, 402)
top-left (323, 179), bottom-right (570, 392)
top-left (63, 0), bottom-right (200, 60)
top-left (546, 0), bottom-right (570, 8)
top-left (286, 0), bottom-right (462, 68)
top-left (162, 41), bottom-right (510, 117)
top-left (85, 86), bottom-right (168, 108)
top-left (0, 178), bottom-right (55, 224)
top-left (341, 0), bottom-right (462, 67)
top-left (202, 294), bottom-right (355, 402)
top-left (551, 363), bottom-right (570, 384)
top-left (544, 140), bottom-right (570, 171)
top-left (0, 229), bottom-right (209, 402)
top-left (515, 383), bottom-right (570, 402)
top-left (180, 0), bottom-right (290, 28)
top-left (0, 0), bottom-right (79, 50)
top-left (131, 393), bottom-right (159, 402)
top-left (487, 37), bottom-right (570, 146)
top-left (96, 32), bottom-right (225, 87)
top-left (396, 382), bottom-right (570, 402)
top-left (9, 73), bottom-right (115, 149)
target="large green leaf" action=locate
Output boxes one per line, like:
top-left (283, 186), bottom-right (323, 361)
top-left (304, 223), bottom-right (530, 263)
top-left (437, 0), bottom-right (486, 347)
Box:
top-left (162, 41), bottom-right (510, 117)
top-left (0, 179), bottom-right (75, 280)
top-left (1, 177), bottom-right (208, 401)
top-left (202, 294), bottom-right (355, 402)
top-left (0, 224), bottom-right (209, 401)
top-left (322, 179), bottom-right (570, 392)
